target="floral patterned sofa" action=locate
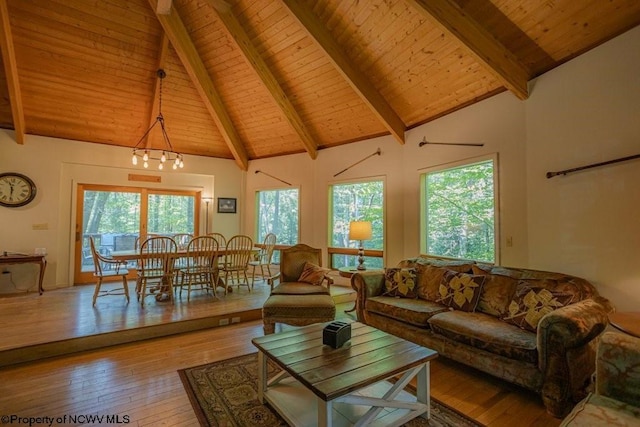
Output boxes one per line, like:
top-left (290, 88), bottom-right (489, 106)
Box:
top-left (351, 256), bottom-right (614, 418)
top-left (560, 331), bottom-right (640, 426)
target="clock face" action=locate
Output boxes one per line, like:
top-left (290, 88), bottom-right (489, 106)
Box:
top-left (0, 173), bottom-right (37, 207)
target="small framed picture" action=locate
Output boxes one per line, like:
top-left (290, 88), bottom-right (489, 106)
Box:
top-left (217, 197), bottom-right (237, 213)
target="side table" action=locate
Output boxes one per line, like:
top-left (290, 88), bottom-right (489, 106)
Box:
top-left (609, 312), bottom-right (640, 338)
top-left (0, 253), bottom-right (47, 295)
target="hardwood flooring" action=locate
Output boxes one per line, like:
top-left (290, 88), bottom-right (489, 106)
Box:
top-left (0, 276), bottom-right (561, 426)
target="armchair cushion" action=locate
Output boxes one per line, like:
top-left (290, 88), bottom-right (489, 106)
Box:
top-left (297, 261), bottom-right (330, 286)
top-left (271, 282), bottom-right (330, 295)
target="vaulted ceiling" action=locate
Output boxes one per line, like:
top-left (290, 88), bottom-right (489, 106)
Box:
top-left (1, 0), bottom-right (639, 170)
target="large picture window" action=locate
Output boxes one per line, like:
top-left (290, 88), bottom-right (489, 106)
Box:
top-left (329, 179), bottom-right (384, 269)
top-left (255, 188), bottom-right (299, 246)
top-left (421, 156), bottom-right (498, 263)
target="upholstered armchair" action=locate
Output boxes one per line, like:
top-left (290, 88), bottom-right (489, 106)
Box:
top-left (262, 244), bottom-right (336, 334)
top-left (267, 243), bottom-right (333, 295)
top-left (560, 331), bottom-right (640, 425)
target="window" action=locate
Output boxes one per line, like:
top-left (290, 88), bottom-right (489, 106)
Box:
top-left (255, 188), bottom-right (299, 246)
top-left (421, 156), bottom-right (498, 263)
top-left (329, 180), bottom-right (384, 269)
top-left (75, 184), bottom-right (199, 283)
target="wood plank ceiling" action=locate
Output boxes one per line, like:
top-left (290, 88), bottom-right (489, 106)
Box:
top-left (0, 0), bottom-right (639, 170)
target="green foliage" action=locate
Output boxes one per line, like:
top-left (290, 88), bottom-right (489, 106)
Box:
top-left (424, 160), bottom-right (495, 262)
top-left (330, 180), bottom-right (384, 268)
top-left (256, 188), bottom-right (299, 245)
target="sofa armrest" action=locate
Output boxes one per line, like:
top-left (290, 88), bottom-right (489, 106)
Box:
top-left (537, 298), bottom-right (611, 417)
top-left (351, 271), bottom-right (385, 321)
top-left (538, 298), bottom-right (610, 370)
top-left (596, 331), bottom-right (640, 407)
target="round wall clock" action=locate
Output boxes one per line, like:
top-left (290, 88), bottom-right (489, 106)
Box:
top-left (0, 172), bottom-right (37, 207)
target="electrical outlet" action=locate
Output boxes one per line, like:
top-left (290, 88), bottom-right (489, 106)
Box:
top-left (219, 318), bottom-right (229, 326)
top-left (231, 317), bottom-right (240, 324)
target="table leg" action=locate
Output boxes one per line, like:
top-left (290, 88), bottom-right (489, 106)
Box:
top-left (38, 257), bottom-right (47, 295)
top-left (317, 397), bottom-right (332, 427)
top-left (416, 362), bottom-right (430, 419)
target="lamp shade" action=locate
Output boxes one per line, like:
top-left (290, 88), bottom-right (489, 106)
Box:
top-left (349, 221), bottom-right (372, 241)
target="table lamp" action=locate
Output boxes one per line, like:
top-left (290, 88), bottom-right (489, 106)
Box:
top-left (349, 220), bottom-right (372, 270)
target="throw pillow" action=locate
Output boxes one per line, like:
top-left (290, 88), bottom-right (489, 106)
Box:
top-left (297, 261), bottom-right (329, 286)
top-left (417, 263), bottom-right (475, 301)
top-left (436, 270), bottom-right (486, 312)
top-left (501, 282), bottom-right (575, 332)
top-left (383, 268), bottom-right (418, 298)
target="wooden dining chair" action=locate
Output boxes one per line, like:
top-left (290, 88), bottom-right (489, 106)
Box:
top-left (176, 236), bottom-right (220, 301)
top-left (219, 234), bottom-right (253, 294)
top-left (136, 236), bottom-right (177, 307)
top-left (89, 236), bottom-right (130, 306)
top-left (207, 232), bottom-right (227, 248)
top-left (172, 233), bottom-right (193, 250)
top-left (249, 233), bottom-right (276, 289)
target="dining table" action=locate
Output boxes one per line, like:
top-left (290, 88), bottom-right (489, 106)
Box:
top-left (109, 246), bottom-right (260, 295)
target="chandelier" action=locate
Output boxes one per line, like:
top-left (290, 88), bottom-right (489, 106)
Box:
top-left (131, 69), bottom-right (184, 170)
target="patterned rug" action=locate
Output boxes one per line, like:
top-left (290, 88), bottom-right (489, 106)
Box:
top-left (179, 352), bottom-right (483, 427)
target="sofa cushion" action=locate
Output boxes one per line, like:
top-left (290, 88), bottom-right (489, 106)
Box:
top-left (436, 270), bottom-right (486, 312)
top-left (365, 296), bottom-right (449, 328)
top-left (383, 268), bottom-right (417, 298)
top-left (428, 311), bottom-right (538, 364)
top-left (271, 282), bottom-right (330, 295)
top-left (502, 281), bottom-right (575, 332)
top-left (416, 264), bottom-right (476, 301)
top-left (471, 265), bottom-right (519, 317)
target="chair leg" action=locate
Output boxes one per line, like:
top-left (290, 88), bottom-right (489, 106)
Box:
top-left (92, 278), bottom-right (103, 306)
top-left (263, 320), bottom-right (275, 335)
top-left (122, 276), bottom-right (130, 303)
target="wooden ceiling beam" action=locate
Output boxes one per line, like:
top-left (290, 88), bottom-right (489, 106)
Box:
top-left (0, 0), bottom-right (25, 144)
top-left (156, 0), bottom-right (172, 15)
top-left (210, 0), bottom-right (319, 159)
top-left (147, 0), bottom-right (249, 170)
top-left (280, 0), bottom-right (406, 145)
top-left (409, 0), bottom-right (530, 100)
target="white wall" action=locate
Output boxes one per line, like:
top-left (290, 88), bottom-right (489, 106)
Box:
top-left (525, 27), bottom-right (640, 311)
top-left (0, 134), bottom-right (244, 291)
top-left (246, 26), bottom-right (640, 311)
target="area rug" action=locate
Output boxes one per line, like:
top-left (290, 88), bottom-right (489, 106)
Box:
top-left (179, 352), bottom-right (483, 427)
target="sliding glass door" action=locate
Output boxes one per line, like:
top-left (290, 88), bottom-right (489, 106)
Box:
top-left (74, 184), bottom-right (200, 284)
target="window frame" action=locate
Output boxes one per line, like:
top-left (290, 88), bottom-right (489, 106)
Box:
top-left (419, 153), bottom-right (500, 264)
top-left (327, 176), bottom-right (386, 269)
top-left (254, 186), bottom-right (301, 246)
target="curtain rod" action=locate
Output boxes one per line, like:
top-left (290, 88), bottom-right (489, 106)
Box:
top-left (546, 153), bottom-right (640, 178)
top-left (333, 148), bottom-right (382, 177)
top-left (254, 170), bottom-right (292, 186)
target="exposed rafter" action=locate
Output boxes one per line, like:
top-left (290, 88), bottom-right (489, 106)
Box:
top-left (0, 0), bottom-right (25, 144)
top-left (408, 0), bottom-right (530, 100)
top-left (147, 0), bottom-right (249, 171)
top-left (156, 0), bottom-right (172, 15)
top-left (279, 0), bottom-right (406, 145)
top-left (209, 0), bottom-right (319, 159)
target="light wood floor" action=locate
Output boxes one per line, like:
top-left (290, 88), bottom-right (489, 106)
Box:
top-left (0, 277), bottom-right (561, 426)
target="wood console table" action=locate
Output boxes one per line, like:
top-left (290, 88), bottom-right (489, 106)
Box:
top-left (609, 312), bottom-right (640, 338)
top-left (0, 254), bottom-right (47, 295)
